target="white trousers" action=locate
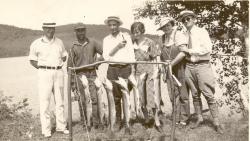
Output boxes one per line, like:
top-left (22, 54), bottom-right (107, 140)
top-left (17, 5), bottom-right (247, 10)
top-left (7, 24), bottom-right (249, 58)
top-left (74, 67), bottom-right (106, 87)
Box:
top-left (38, 69), bottom-right (67, 135)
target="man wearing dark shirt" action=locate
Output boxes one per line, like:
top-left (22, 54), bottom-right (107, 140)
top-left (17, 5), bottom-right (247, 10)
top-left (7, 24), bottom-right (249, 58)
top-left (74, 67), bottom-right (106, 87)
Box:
top-left (67, 23), bottom-right (103, 125)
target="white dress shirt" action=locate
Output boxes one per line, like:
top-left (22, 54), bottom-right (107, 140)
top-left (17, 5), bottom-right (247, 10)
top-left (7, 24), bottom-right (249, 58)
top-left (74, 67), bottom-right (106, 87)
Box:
top-left (29, 36), bottom-right (67, 66)
top-left (103, 32), bottom-right (135, 62)
top-left (187, 25), bottom-right (212, 61)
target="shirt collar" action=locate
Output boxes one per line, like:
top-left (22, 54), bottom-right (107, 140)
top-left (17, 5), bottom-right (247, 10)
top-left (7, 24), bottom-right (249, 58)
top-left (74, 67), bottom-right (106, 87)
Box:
top-left (41, 36), bottom-right (55, 43)
top-left (110, 31), bottom-right (122, 39)
top-left (73, 38), bottom-right (89, 46)
top-left (189, 25), bottom-right (198, 34)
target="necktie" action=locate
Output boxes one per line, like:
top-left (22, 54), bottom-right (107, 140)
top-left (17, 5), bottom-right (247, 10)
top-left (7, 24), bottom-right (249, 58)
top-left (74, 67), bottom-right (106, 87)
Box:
top-left (188, 31), bottom-right (192, 49)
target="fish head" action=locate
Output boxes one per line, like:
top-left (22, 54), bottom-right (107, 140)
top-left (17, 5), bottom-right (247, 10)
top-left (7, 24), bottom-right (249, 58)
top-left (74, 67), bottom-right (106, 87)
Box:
top-left (80, 75), bottom-right (89, 87)
top-left (139, 72), bottom-right (148, 80)
top-left (128, 74), bottom-right (137, 87)
top-left (103, 78), bottom-right (113, 90)
top-left (115, 77), bottom-right (128, 90)
top-left (94, 77), bottom-right (102, 88)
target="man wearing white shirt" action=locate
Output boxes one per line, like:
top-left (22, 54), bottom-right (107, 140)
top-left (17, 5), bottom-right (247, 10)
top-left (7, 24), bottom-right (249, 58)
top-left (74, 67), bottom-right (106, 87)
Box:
top-left (29, 22), bottom-right (69, 138)
top-left (177, 10), bottom-right (223, 134)
top-left (103, 16), bottom-right (135, 131)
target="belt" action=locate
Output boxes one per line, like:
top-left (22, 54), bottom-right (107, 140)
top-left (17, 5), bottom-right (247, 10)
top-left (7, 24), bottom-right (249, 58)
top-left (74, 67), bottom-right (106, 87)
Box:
top-left (39, 66), bottom-right (62, 70)
top-left (186, 60), bottom-right (209, 65)
top-left (109, 64), bottom-right (129, 68)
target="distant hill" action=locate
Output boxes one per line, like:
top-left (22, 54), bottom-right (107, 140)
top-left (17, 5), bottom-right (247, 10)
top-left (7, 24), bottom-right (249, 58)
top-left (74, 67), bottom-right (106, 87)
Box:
top-left (0, 24), bottom-right (158, 58)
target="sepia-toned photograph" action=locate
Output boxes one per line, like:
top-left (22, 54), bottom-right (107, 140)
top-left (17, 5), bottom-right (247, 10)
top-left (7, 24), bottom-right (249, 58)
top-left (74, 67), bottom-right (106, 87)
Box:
top-left (0, 0), bottom-right (248, 141)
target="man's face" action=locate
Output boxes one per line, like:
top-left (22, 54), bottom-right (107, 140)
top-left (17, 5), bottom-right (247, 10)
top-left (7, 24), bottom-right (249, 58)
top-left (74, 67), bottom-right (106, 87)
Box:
top-left (75, 28), bottom-right (86, 40)
top-left (108, 20), bottom-right (120, 34)
top-left (162, 22), bottom-right (174, 34)
top-left (182, 15), bottom-right (195, 29)
top-left (42, 27), bottom-right (55, 39)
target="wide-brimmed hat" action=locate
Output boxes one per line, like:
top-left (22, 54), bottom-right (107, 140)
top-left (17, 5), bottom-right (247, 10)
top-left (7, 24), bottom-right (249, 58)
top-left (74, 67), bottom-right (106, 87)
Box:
top-left (177, 10), bottom-right (197, 21)
top-left (74, 22), bottom-right (86, 30)
top-left (104, 16), bottom-right (123, 26)
top-left (157, 17), bottom-right (175, 31)
top-left (42, 22), bottom-right (56, 28)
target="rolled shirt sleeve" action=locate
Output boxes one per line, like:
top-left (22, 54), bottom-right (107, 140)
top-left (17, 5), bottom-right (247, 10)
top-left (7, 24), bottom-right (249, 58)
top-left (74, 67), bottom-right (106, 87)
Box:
top-left (28, 40), bottom-right (38, 61)
top-left (102, 37), bottom-right (110, 60)
top-left (60, 41), bottom-right (68, 58)
top-left (175, 30), bottom-right (188, 47)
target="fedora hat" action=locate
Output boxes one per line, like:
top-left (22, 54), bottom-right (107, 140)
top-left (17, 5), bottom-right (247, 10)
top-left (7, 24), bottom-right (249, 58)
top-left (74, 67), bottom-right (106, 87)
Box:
top-left (104, 16), bottom-right (123, 26)
top-left (157, 17), bottom-right (175, 31)
top-left (177, 10), bottom-right (197, 21)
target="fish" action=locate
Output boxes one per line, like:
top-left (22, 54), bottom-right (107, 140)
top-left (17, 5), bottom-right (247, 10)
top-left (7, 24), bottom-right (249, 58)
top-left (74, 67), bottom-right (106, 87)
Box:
top-left (138, 73), bottom-right (149, 119)
top-left (102, 78), bottom-right (116, 132)
top-left (94, 77), bottom-right (107, 129)
top-left (129, 74), bottom-right (144, 119)
top-left (80, 75), bottom-right (93, 130)
top-left (151, 65), bottom-right (163, 130)
top-left (115, 77), bottom-right (131, 130)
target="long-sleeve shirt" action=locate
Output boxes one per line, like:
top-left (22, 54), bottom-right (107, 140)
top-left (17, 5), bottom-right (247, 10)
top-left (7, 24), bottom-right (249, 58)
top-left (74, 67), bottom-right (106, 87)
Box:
top-left (103, 32), bottom-right (135, 62)
top-left (67, 38), bottom-right (102, 71)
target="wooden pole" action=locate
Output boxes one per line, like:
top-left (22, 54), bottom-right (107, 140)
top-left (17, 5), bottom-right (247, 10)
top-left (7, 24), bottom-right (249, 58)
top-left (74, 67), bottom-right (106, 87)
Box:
top-left (67, 69), bottom-right (73, 141)
top-left (169, 67), bottom-right (176, 141)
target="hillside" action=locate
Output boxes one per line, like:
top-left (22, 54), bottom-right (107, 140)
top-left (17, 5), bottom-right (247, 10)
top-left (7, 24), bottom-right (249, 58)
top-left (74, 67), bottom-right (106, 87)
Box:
top-left (0, 24), bottom-right (136, 58)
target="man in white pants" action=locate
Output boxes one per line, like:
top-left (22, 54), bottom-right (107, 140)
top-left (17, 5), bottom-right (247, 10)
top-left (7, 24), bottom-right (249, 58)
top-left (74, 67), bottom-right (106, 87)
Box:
top-left (28, 22), bottom-right (69, 138)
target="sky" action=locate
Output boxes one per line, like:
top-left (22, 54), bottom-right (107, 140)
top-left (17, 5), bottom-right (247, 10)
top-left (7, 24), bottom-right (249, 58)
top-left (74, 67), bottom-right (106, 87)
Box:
top-left (0, 0), bottom-right (159, 34)
top-left (0, 0), bottom-right (237, 34)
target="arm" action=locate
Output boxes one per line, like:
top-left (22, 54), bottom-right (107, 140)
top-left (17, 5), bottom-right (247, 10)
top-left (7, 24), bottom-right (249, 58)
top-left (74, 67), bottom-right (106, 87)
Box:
top-left (170, 52), bottom-right (186, 66)
top-left (61, 41), bottom-right (68, 62)
top-left (109, 41), bottom-right (126, 56)
top-left (171, 30), bottom-right (189, 66)
top-left (94, 40), bottom-right (103, 55)
top-left (67, 46), bottom-right (75, 68)
top-left (30, 60), bottom-right (38, 69)
top-left (28, 40), bottom-right (39, 69)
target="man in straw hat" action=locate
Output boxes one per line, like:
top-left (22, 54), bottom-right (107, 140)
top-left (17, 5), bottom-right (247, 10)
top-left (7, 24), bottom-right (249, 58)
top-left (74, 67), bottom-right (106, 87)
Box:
top-left (28, 21), bottom-right (69, 138)
top-left (158, 17), bottom-right (190, 127)
top-left (177, 10), bottom-right (224, 134)
top-left (67, 22), bottom-right (103, 130)
top-left (103, 16), bottom-right (135, 134)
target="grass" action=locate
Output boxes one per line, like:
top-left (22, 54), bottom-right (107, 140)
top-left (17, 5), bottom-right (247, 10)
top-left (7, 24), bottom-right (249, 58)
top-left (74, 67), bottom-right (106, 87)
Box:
top-left (0, 98), bottom-right (248, 141)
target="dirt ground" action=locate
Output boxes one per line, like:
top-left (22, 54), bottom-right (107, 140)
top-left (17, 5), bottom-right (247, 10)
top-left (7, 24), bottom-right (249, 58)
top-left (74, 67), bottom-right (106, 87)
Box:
top-left (0, 57), bottom-right (248, 141)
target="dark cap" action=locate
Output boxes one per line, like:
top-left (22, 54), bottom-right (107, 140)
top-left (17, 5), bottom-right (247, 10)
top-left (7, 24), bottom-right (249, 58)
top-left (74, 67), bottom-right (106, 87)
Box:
top-left (74, 23), bottom-right (86, 30)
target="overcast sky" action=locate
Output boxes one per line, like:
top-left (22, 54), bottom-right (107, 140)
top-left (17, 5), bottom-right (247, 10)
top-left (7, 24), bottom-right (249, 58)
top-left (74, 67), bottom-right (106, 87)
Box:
top-left (0, 0), bottom-right (159, 34)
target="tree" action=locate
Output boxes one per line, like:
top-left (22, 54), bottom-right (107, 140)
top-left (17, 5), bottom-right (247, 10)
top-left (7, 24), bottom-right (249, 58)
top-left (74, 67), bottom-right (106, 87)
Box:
top-left (134, 0), bottom-right (249, 116)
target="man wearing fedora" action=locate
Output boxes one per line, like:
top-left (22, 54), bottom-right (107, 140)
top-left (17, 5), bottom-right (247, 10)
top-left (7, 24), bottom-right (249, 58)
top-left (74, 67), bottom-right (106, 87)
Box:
top-left (158, 17), bottom-right (190, 127)
top-left (67, 23), bottom-right (103, 130)
top-left (28, 22), bottom-right (69, 138)
top-left (103, 16), bottom-right (135, 133)
top-left (177, 10), bottom-right (223, 134)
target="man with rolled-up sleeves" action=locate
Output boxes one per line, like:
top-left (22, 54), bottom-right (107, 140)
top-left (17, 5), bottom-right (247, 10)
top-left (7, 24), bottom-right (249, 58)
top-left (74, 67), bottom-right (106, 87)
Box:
top-left (28, 22), bottom-right (69, 138)
top-left (103, 16), bottom-right (135, 134)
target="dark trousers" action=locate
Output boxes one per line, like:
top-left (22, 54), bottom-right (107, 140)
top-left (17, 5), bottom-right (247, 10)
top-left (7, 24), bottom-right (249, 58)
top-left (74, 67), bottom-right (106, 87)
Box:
top-left (107, 65), bottom-right (132, 121)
